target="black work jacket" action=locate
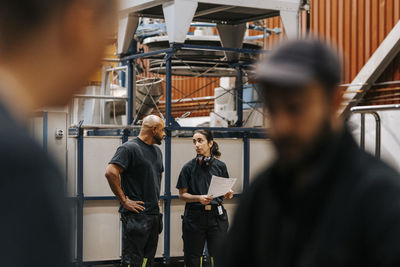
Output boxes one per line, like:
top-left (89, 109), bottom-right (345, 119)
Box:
top-left (219, 129), bottom-right (400, 267)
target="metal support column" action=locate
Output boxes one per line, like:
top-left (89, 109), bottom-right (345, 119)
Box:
top-left (163, 131), bottom-right (171, 262)
top-left (120, 128), bottom-right (130, 257)
top-left (235, 67), bottom-right (243, 127)
top-left (370, 112), bottom-right (381, 159)
top-left (76, 121), bottom-right (84, 264)
top-left (360, 113), bottom-right (365, 150)
top-left (163, 51), bottom-right (173, 262)
top-left (127, 60), bottom-right (136, 125)
top-left (165, 53), bottom-right (173, 126)
top-left (243, 134), bottom-right (250, 190)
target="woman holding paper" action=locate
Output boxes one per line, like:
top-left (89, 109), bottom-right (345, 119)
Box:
top-left (176, 129), bottom-right (233, 267)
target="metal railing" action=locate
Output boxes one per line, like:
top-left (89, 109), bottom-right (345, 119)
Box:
top-left (350, 104), bottom-right (400, 159)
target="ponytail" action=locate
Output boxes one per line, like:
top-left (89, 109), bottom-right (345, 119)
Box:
top-left (210, 141), bottom-right (221, 158)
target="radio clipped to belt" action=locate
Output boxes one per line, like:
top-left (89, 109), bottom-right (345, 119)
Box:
top-left (203, 204), bottom-right (223, 215)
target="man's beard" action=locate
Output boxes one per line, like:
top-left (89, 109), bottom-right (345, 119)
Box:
top-left (274, 119), bottom-right (334, 172)
top-left (154, 133), bottom-right (162, 145)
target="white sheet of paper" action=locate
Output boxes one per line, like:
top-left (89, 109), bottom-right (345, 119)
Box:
top-left (207, 175), bottom-right (237, 198)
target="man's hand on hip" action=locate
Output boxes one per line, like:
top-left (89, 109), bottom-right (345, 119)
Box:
top-left (122, 196), bottom-right (145, 213)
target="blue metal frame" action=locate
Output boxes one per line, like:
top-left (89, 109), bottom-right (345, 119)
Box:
top-left (235, 67), bottom-right (243, 127)
top-left (127, 61), bottom-right (134, 125)
top-left (163, 50), bottom-right (173, 261)
top-left (166, 126), bottom-right (264, 133)
top-left (121, 48), bottom-right (174, 61)
top-left (71, 44), bottom-right (265, 264)
top-left (76, 121), bottom-right (84, 264)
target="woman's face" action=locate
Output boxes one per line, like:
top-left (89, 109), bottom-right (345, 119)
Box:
top-left (193, 133), bottom-right (213, 157)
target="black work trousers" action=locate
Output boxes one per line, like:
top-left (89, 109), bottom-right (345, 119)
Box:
top-left (121, 213), bottom-right (162, 267)
top-left (182, 206), bottom-right (229, 267)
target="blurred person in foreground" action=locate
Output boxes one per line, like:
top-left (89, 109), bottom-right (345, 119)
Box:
top-left (0, 0), bottom-right (115, 266)
top-left (219, 39), bottom-right (400, 267)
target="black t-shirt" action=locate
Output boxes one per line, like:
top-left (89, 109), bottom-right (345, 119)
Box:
top-left (109, 137), bottom-right (164, 214)
top-left (176, 157), bottom-right (229, 207)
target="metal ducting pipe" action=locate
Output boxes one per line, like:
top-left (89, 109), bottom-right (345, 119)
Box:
top-left (135, 77), bottom-right (164, 117)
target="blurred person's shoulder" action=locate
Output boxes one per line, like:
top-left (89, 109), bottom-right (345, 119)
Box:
top-left (0, 102), bottom-right (64, 192)
top-left (240, 167), bottom-right (274, 205)
top-left (0, 105), bottom-right (49, 166)
top-left (249, 167), bottom-right (273, 189)
top-left (354, 147), bottom-right (400, 197)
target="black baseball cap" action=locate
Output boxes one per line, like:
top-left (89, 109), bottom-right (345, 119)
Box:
top-left (256, 39), bottom-right (342, 89)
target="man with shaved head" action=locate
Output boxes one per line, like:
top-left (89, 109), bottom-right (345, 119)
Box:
top-left (105, 115), bottom-right (166, 267)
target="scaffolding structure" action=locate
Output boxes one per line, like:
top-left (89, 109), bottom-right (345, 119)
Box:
top-left (68, 44), bottom-right (268, 265)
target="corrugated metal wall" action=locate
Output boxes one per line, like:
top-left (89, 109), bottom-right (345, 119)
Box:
top-left (157, 75), bottom-right (218, 117)
top-left (263, 0), bottom-right (400, 84)
top-left (309, 0), bottom-right (400, 106)
top-left (263, 0), bottom-right (400, 106)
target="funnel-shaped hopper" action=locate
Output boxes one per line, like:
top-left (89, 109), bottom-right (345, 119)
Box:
top-left (118, 12), bottom-right (139, 54)
top-left (162, 0), bottom-right (198, 44)
top-left (216, 23), bottom-right (246, 62)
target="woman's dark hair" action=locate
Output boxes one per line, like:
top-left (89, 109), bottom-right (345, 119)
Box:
top-left (194, 129), bottom-right (221, 158)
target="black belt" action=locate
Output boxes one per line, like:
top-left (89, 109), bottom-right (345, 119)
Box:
top-left (188, 204), bottom-right (221, 212)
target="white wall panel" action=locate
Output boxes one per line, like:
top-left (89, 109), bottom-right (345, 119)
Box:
top-left (156, 200), bottom-right (165, 258)
top-left (170, 138), bottom-right (197, 196)
top-left (216, 138), bottom-right (243, 193)
top-left (249, 139), bottom-right (276, 184)
top-left (83, 200), bottom-right (121, 262)
top-left (170, 199), bottom-right (185, 257)
top-left (67, 137), bottom-right (77, 197)
top-left (83, 137), bottom-right (121, 196)
top-left (47, 112), bottom-right (68, 176)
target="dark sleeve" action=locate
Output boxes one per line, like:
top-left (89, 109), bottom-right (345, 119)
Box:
top-left (176, 163), bottom-right (191, 189)
top-left (221, 162), bottom-right (229, 178)
top-left (361, 170), bottom-right (400, 266)
top-left (158, 147), bottom-right (164, 173)
top-left (109, 146), bottom-right (131, 170)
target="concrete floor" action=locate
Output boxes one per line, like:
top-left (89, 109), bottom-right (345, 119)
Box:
top-left (91, 260), bottom-right (213, 267)
top-left (91, 261), bottom-right (186, 267)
